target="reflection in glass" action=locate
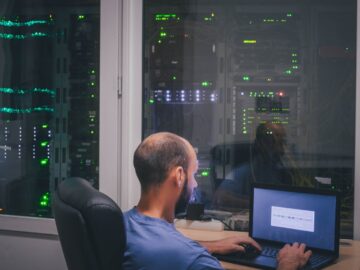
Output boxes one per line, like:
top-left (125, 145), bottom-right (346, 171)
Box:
top-left (143, 0), bottom-right (356, 237)
top-left (0, 0), bottom-right (100, 217)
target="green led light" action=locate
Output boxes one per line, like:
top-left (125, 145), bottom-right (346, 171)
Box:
top-left (0, 32), bottom-right (48, 39)
top-left (201, 81), bottom-right (210, 87)
top-left (40, 158), bottom-right (49, 166)
top-left (160, 31), bottom-right (167, 37)
top-left (31, 32), bottom-right (47, 37)
top-left (78, 15), bottom-right (86, 20)
top-left (0, 106), bottom-right (54, 114)
top-left (243, 40), bottom-right (256, 44)
top-left (91, 69), bottom-right (96, 74)
top-left (243, 76), bottom-right (250, 81)
top-left (201, 171), bottom-right (209, 177)
top-left (90, 82), bottom-right (95, 86)
top-left (42, 124), bottom-right (48, 128)
top-left (90, 118), bottom-right (95, 122)
top-left (292, 65), bottom-right (299, 69)
top-left (90, 130), bottom-right (94, 134)
top-left (33, 107), bottom-right (54, 112)
top-left (158, 40), bottom-right (162, 44)
top-left (34, 88), bottom-right (55, 95)
top-left (263, 19), bottom-right (275, 23)
top-left (292, 59), bottom-right (298, 63)
top-left (284, 70), bottom-right (292, 75)
top-left (39, 192), bottom-right (50, 208)
top-left (0, 19), bottom-right (48, 27)
top-left (0, 87), bottom-right (55, 96)
top-left (287, 13), bottom-right (293, 17)
top-left (91, 94), bottom-right (95, 98)
top-left (0, 33), bottom-right (24, 39)
top-left (155, 14), bottom-right (178, 21)
top-left (0, 88), bottom-right (23, 94)
top-left (172, 76), bottom-right (176, 80)
top-left (40, 141), bottom-right (48, 147)
top-left (149, 99), bottom-right (155, 104)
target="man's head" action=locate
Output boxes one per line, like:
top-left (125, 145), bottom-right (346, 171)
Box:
top-left (254, 122), bottom-right (287, 161)
top-left (133, 132), bottom-right (198, 201)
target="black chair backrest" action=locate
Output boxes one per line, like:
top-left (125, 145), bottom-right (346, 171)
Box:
top-left (53, 177), bottom-right (126, 270)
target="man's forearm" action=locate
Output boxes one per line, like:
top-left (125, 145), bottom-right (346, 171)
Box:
top-left (198, 240), bottom-right (219, 254)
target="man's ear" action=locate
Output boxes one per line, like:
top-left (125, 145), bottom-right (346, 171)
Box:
top-left (175, 166), bottom-right (184, 186)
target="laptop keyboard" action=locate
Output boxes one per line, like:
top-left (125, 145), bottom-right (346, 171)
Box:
top-left (261, 247), bottom-right (280, 258)
top-left (261, 247), bottom-right (329, 267)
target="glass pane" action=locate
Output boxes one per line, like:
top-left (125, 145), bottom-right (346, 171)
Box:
top-left (143, 0), bottom-right (356, 238)
top-left (0, 0), bottom-right (100, 218)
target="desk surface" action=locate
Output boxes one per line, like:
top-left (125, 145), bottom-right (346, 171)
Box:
top-left (178, 229), bottom-right (360, 270)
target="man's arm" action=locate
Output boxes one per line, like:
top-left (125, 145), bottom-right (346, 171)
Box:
top-left (277, 242), bottom-right (312, 270)
top-left (199, 235), bottom-right (261, 255)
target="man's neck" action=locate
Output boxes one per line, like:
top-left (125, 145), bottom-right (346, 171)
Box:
top-left (137, 190), bottom-right (175, 223)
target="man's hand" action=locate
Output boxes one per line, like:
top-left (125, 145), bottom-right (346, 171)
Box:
top-left (199, 236), bottom-right (261, 255)
top-left (277, 242), bottom-right (312, 270)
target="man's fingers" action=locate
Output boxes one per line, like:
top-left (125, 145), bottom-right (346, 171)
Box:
top-left (299, 243), bottom-right (306, 252)
top-left (244, 239), bottom-right (262, 251)
top-left (240, 239), bottom-right (262, 251)
top-left (299, 250), bottom-right (312, 267)
top-left (283, 243), bottom-right (291, 249)
top-left (305, 250), bottom-right (312, 259)
top-left (232, 245), bottom-right (246, 253)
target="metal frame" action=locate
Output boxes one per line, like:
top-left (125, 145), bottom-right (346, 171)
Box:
top-left (119, 0), bottom-right (143, 211)
top-left (354, 0), bottom-right (360, 240)
top-left (99, 0), bottom-right (122, 203)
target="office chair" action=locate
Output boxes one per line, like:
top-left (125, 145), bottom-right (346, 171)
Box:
top-left (53, 177), bottom-right (126, 270)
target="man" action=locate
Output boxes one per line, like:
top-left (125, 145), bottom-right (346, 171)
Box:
top-left (123, 132), bottom-right (311, 270)
top-left (214, 122), bottom-right (291, 210)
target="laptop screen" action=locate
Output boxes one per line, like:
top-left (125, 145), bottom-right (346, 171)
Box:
top-left (251, 185), bottom-right (339, 252)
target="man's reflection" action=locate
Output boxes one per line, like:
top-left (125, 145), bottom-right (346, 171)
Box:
top-left (214, 122), bottom-right (292, 210)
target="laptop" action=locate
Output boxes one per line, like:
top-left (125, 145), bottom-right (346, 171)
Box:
top-left (215, 183), bottom-right (340, 269)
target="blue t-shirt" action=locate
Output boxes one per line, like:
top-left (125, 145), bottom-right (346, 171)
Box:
top-left (123, 208), bottom-right (223, 270)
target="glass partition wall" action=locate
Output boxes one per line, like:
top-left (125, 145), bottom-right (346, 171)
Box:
top-left (0, 0), bottom-right (100, 218)
top-left (143, 0), bottom-right (356, 237)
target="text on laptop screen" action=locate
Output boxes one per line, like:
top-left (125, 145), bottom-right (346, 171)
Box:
top-left (252, 187), bottom-right (337, 251)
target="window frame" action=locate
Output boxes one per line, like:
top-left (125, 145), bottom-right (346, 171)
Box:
top-left (0, 0), bottom-right (121, 234)
top-left (122, 0), bottom-right (360, 239)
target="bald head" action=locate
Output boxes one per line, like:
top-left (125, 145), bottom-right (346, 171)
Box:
top-left (133, 132), bottom-right (192, 192)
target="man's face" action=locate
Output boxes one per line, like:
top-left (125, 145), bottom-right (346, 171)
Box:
top-left (185, 149), bottom-right (198, 201)
top-left (175, 150), bottom-right (198, 213)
